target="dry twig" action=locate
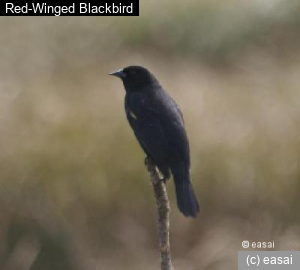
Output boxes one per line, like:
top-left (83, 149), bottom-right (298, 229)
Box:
top-left (146, 158), bottom-right (174, 270)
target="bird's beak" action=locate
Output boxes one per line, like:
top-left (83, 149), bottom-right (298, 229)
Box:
top-left (109, 69), bottom-right (126, 79)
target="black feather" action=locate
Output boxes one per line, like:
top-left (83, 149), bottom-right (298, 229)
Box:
top-left (111, 66), bottom-right (200, 217)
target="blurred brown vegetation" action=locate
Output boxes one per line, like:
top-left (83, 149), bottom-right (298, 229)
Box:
top-left (1, 1), bottom-right (300, 269)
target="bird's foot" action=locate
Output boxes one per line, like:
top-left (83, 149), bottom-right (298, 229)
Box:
top-left (145, 157), bottom-right (163, 185)
top-left (155, 167), bottom-right (165, 182)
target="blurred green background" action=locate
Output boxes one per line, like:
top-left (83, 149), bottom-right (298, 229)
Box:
top-left (1, 1), bottom-right (300, 269)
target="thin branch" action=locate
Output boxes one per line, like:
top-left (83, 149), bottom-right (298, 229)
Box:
top-left (146, 159), bottom-right (174, 270)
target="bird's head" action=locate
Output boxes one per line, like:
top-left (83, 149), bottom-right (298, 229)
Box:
top-left (109, 66), bottom-right (158, 91)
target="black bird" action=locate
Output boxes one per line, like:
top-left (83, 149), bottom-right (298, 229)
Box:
top-left (110, 66), bottom-right (199, 217)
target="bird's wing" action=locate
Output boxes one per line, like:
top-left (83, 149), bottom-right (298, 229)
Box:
top-left (125, 93), bottom-right (170, 163)
top-left (125, 92), bottom-right (190, 166)
top-left (172, 98), bottom-right (185, 125)
top-left (159, 97), bottom-right (190, 166)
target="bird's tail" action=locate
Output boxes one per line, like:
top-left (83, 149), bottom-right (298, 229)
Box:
top-left (171, 164), bottom-right (199, 217)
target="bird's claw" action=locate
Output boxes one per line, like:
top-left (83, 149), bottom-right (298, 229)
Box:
top-left (145, 157), bottom-right (164, 185)
top-left (155, 166), bottom-right (165, 182)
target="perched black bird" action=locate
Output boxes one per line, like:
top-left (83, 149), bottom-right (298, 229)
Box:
top-left (110, 66), bottom-right (199, 217)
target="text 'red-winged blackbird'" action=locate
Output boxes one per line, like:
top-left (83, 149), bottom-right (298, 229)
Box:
top-left (110, 66), bottom-right (199, 217)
